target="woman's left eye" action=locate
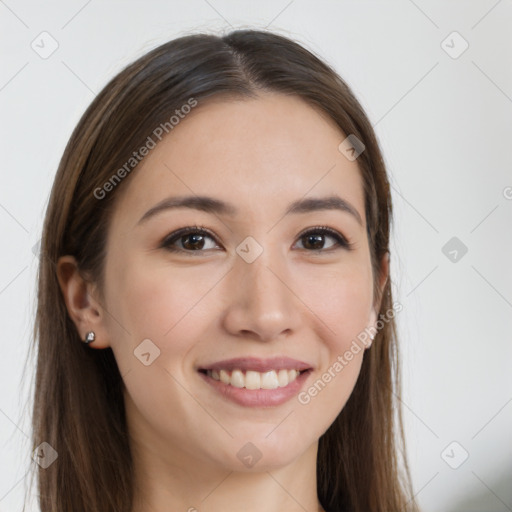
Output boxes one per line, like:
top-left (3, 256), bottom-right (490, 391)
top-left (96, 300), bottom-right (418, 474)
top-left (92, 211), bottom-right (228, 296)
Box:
top-left (160, 226), bottom-right (352, 254)
top-left (294, 227), bottom-right (352, 252)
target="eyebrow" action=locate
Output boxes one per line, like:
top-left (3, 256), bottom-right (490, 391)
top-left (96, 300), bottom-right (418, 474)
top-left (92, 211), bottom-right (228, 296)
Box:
top-left (137, 194), bottom-right (363, 226)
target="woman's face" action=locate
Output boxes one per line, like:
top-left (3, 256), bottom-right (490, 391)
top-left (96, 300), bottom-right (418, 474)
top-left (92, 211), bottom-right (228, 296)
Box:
top-left (99, 92), bottom-right (386, 472)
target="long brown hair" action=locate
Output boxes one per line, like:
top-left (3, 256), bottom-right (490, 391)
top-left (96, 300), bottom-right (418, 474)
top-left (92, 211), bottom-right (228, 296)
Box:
top-left (26, 29), bottom-right (419, 512)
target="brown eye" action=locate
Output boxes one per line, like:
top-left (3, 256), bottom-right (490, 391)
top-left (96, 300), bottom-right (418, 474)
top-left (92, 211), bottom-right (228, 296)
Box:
top-left (295, 227), bottom-right (351, 252)
top-left (161, 227), bottom-right (220, 253)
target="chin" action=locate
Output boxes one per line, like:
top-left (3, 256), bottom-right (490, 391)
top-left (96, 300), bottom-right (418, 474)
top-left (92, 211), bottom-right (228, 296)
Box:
top-left (209, 434), bottom-right (312, 472)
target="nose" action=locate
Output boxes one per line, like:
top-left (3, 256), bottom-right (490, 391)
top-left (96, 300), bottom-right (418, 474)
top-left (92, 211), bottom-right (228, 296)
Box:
top-left (221, 247), bottom-right (303, 342)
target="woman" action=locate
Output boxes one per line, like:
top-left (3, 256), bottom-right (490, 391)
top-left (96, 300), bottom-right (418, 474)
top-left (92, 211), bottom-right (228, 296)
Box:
top-left (29, 29), bottom-right (419, 512)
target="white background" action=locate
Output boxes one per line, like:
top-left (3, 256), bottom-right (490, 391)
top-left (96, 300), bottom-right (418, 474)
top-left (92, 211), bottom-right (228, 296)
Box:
top-left (1, 1), bottom-right (511, 511)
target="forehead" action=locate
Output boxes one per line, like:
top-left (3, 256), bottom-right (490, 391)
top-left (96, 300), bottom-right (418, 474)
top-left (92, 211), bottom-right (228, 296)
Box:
top-left (110, 93), bottom-right (365, 230)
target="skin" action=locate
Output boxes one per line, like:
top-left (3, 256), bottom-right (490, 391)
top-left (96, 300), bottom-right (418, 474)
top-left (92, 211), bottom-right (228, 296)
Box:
top-left (58, 92), bottom-right (388, 512)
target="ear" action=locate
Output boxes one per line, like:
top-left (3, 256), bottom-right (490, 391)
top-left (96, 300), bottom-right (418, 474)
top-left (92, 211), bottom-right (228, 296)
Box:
top-left (56, 255), bottom-right (111, 349)
top-left (368, 251), bottom-right (390, 328)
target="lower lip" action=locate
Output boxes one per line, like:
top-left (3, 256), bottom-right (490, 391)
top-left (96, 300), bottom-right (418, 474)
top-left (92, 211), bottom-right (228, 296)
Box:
top-left (198, 370), bottom-right (312, 407)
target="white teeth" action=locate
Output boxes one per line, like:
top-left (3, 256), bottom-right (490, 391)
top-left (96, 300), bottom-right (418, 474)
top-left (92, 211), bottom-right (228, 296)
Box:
top-left (277, 369), bottom-right (289, 387)
top-left (245, 371), bottom-right (261, 390)
top-left (231, 369), bottom-right (245, 388)
top-left (219, 369), bottom-right (230, 385)
top-left (261, 370), bottom-right (279, 389)
top-left (206, 368), bottom-right (301, 389)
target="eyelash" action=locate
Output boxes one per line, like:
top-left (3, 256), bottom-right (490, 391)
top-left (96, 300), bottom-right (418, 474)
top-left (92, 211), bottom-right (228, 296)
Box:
top-left (160, 225), bottom-right (354, 255)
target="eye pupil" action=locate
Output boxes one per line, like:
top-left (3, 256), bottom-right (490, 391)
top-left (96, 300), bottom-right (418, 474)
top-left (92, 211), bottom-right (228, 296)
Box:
top-left (183, 234), bottom-right (205, 250)
top-left (304, 234), bottom-right (324, 250)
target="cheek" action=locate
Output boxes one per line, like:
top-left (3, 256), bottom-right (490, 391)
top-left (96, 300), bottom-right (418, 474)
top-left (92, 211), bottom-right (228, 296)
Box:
top-left (298, 257), bottom-right (374, 348)
top-left (106, 254), bottom-right (222, 367)
top-left (292, 259), bottom-right (373, 415)
top-left (104, 258), bottom-right (227, 446)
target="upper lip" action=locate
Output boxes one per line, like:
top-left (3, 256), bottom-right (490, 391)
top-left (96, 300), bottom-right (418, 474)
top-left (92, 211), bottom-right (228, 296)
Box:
top-left (198, 357), bottom-right (313, 373)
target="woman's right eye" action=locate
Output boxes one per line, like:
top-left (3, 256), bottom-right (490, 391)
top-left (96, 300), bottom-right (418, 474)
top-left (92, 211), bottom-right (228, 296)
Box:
top-left (160, 226), bottom-right (221, 254)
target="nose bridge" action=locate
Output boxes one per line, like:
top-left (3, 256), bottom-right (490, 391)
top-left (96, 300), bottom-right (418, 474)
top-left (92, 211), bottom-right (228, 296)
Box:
top-left (243, 250), bottom-right (286, 304)
top-left (222, 241), bottom-right (301, 340)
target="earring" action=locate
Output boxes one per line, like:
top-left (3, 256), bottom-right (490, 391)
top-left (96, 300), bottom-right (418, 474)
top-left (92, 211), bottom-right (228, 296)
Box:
top-left (84, 331), bottom-right (96, 344)
top-left (367, 333), bottom-right (375, 349)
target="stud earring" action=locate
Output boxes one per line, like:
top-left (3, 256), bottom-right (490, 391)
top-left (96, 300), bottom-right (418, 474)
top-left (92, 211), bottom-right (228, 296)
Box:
top-left (84, 331), bottom-right (96, 344)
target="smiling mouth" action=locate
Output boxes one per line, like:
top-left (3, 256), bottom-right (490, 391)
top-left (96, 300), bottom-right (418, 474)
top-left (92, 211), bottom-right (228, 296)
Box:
top-left (198, 368), bottom-right (311, 390)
